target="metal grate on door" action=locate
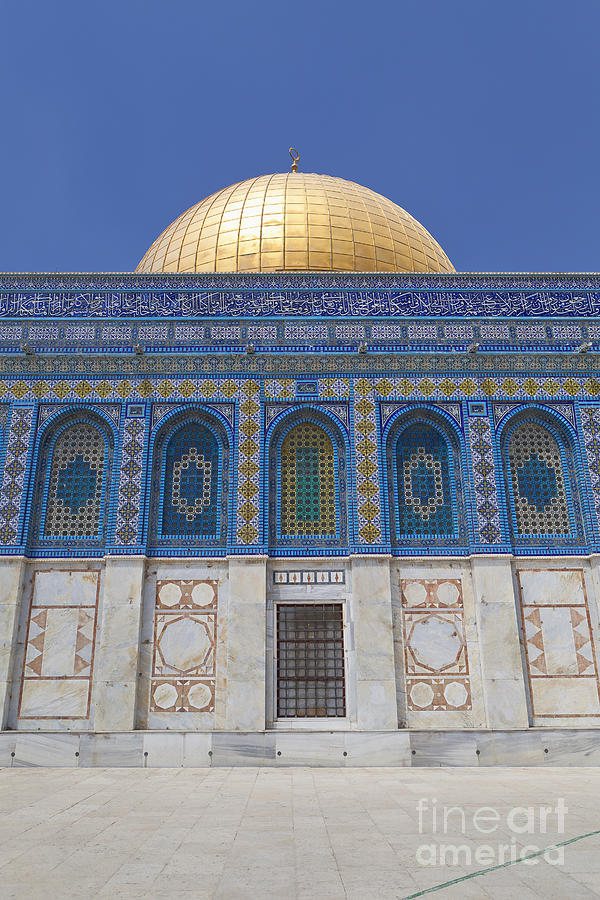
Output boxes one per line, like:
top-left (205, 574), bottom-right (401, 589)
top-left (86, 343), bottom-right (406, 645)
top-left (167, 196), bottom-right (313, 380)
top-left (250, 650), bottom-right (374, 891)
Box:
top-left (277, 603), bottom-right (346, 718)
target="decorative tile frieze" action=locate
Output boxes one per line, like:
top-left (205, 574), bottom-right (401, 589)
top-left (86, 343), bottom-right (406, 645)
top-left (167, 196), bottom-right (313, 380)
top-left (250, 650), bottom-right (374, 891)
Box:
top-left (284, 324), bottom-right (329, 342)
top-left (273, 569), bottom-right (345, 585)
top-left (1, 271), bottom-right (600, 296)
top-left (247, 324), bottom-right (277, 341)
top-left (2, 352), bottom-right (600, 378)
top-left (0, 324), bottom-right (24, 342)
top-left (551, 324), bottom-right (583, 342)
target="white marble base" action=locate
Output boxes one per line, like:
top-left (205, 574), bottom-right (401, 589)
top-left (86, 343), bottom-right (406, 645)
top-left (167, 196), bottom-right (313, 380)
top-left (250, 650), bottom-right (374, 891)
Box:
top-left (2, 728), bottom-right (600, 767)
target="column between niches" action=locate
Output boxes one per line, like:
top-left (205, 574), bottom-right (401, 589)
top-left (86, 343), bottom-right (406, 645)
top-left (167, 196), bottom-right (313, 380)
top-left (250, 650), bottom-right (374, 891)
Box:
top-left (93, 556), bottom-right (145, 731)
top-left (0, 557), bottom-right (26, 728)
top-left (471, 555), bottom-right (530, 728)
top-left (587, 555), bottom-right (600, 623)
top-left (225, 556), bottom-right (267, 731)
top-left (350, 555), bottom-right (398, 729)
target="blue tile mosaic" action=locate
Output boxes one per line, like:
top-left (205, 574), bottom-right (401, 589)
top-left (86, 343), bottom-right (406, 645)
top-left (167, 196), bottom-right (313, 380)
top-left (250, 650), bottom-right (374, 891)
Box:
top-left (0, 273), bottom-right (598, 559)
top-left (500, 410), bottom-right (587, 550)
top-left (30, 413), bottom-right (114, 552)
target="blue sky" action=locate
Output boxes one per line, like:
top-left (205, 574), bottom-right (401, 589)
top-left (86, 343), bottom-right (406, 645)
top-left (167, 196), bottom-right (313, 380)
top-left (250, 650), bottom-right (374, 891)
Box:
top-left (1, 0), bottom-right (598, 273)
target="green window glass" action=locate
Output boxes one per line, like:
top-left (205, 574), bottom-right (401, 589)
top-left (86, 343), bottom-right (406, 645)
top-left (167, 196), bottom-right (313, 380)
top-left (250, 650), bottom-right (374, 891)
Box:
top-left (281, 424), bottom-right (336, 536)
top-left (295, 446), bottom-right (320, 521)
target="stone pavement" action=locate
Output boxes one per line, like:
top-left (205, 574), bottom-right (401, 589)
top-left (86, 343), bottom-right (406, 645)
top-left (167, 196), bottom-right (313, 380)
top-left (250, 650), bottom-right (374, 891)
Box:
top-left (0, 767), bottom-right (599, 899)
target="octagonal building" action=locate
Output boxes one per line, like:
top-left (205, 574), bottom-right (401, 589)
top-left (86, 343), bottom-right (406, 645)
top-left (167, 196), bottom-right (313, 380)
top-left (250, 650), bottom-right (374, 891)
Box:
top-left (1, 165), bottom-right (599, 766)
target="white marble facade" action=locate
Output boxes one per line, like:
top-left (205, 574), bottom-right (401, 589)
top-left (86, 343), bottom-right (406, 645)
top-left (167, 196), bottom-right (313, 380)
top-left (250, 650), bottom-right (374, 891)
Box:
top-left (1, 555), bottom-right (600, 737)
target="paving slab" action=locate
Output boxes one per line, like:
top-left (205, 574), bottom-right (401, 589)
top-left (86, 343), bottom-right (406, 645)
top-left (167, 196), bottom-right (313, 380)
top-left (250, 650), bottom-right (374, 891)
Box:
top-left (0, 767), bottom-right (600, 898)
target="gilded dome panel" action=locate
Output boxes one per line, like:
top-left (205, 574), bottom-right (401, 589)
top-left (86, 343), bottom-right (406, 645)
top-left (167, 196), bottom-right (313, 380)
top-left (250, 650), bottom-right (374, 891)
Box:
top-left (136, 173), bottom-right (454, 274)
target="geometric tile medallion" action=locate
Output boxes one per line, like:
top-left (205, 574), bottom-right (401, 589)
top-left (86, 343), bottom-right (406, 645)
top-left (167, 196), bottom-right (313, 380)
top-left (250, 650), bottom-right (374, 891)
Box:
top-left (401, 579), bottom-right (472, 711)
top-left (150, 580), bottom-right (217, 713)
top-left (18, 570), bottom-right (99, 719)
top-left (518, 569), bottom-right (600, 718)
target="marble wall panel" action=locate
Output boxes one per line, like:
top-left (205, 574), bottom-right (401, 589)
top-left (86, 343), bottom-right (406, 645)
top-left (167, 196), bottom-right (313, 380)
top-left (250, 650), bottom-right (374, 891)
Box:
top-left (471, 557), bottom-right (530, 728)
top-left (0, 558), bottom-right (26, 728)
top-left (32, 570), bottom-right (98, 607)
top-left (226, 557), bottom-right (267, 730)
top-left (92, 558), bottom-right (144, 732)
top-left (519, 568), bottom-right (586, 606)
top-left (149, 579), bottom-right (217, 722)
top-left (17, 570), bottom-right (99, 721)
top-left (518, 568), bottom-right (600, 722)
top-left (3, 727), bottom-right (600, 767)
top-left (400, 578), bottom-right (473, 717)
top-left (351, 558), bottom-right (397, 729)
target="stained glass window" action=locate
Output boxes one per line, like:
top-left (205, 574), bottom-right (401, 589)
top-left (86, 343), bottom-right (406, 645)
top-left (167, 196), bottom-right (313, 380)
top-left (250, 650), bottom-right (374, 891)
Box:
top-left (508, 422), bottom-right (571, 535)
top-left (43, 424), bottom-right (105, 539)
top-left (280, 423), bottom-right (336, 537)
top-left (396, 424), bottom-right (454, 536)
top-left (161, 422), bottom-right (219, 537)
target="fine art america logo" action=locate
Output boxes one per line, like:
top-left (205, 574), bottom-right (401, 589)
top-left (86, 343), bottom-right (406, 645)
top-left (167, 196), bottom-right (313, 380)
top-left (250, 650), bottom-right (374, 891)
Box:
top-left (416, 797), bottom-right (569, 867)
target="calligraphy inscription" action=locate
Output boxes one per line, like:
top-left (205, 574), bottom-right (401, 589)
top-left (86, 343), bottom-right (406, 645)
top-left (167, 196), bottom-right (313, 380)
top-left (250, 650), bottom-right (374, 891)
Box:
top-left (1, 289), bottom-right (599, 319)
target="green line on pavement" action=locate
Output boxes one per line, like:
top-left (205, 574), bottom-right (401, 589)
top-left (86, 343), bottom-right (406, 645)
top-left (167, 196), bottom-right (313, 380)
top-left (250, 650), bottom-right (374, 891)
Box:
top-left (400, 827), bottom-right (600, 899)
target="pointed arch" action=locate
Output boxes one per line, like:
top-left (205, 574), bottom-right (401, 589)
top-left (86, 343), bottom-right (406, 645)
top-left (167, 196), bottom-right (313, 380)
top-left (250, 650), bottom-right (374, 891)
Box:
top-left (30, 410), bottom-right (114, 550)
top-left (149, 408), bottom-right (230, 550)
top-left (385, 408), bottom-right (467, 549)
top-left (499, 407), bottom-right (586, 548)
top-left (268, 408), bottom-right (348, 550)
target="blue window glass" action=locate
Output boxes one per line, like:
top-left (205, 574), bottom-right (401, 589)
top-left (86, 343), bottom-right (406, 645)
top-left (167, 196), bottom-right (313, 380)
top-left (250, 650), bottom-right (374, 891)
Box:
top-left (43, 424), bottom-right (105, 539)
top-left (508, 422), bottom-right (570, 535)
top-left (396, 424), bottom-right (454, 536)
top-left (161, 423), bottom-right (219, 537)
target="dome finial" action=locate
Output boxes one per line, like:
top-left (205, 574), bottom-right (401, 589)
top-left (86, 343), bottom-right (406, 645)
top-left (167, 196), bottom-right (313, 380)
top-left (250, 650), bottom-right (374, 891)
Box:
top-left (289, 147), bottom-right (300, 173)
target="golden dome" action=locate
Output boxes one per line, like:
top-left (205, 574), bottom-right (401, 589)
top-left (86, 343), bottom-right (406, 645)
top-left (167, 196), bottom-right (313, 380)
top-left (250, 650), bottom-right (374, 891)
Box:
top-left (136, 173), bottom-right (454, 274)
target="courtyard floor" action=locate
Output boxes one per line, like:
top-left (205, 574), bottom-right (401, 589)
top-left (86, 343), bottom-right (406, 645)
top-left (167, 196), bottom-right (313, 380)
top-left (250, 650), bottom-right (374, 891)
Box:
top-left (0, 767), bottom-right (599, 899)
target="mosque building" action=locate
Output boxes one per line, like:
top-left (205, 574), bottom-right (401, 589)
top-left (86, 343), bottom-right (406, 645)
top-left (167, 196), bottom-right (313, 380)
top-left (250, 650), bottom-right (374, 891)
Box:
top-left (1, 156), bottom-right (600, 765)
